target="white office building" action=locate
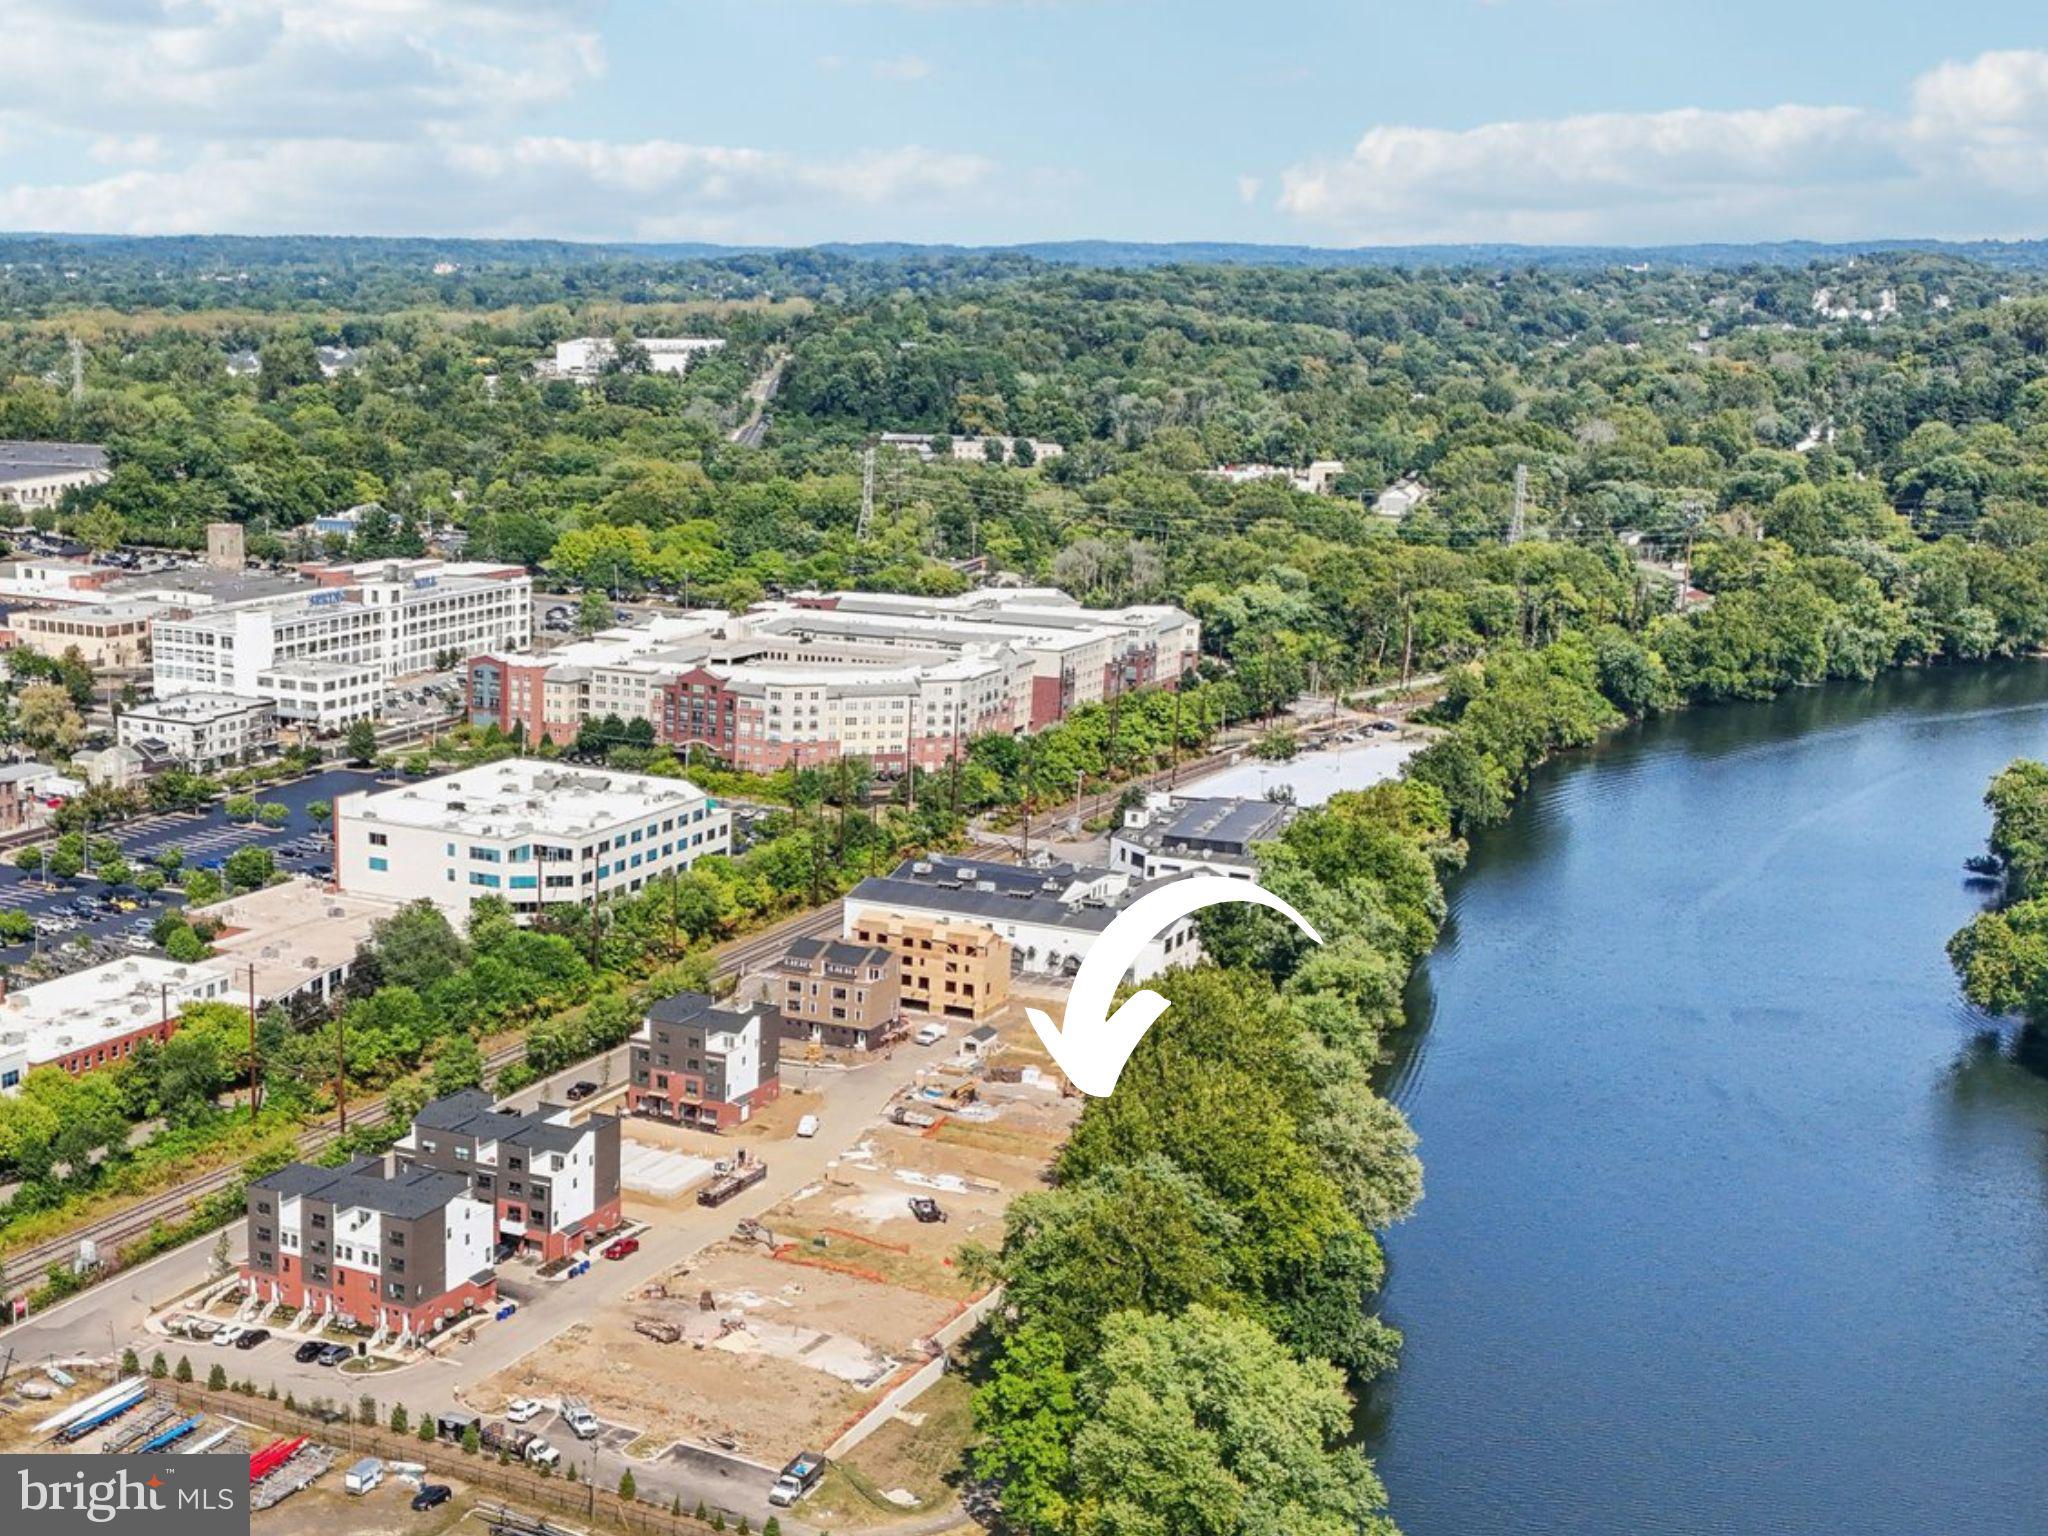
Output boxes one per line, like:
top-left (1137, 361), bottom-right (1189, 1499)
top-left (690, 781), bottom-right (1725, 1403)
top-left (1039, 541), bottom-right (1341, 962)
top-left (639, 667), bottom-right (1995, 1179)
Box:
top-left (152, 558), bottom-right (531, 726)
top-left (117, 693), bottom-right (277, 771)
top-left (334, 760), bottom-right (731, 924)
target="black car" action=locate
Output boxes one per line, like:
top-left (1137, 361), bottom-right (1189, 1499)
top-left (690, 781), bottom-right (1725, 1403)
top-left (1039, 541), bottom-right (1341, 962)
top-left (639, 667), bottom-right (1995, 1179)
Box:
top-left (411, 1485), bottom-right (453, 1512)
top-left (564, 1081), bottom-right (599, 1102)
top-left (293, 1340), bottom-right (324, 1363)
top-left (235, 1327), bottom-right (271, 1350)
top-left (316, 1343), bottom-right (350, 1367)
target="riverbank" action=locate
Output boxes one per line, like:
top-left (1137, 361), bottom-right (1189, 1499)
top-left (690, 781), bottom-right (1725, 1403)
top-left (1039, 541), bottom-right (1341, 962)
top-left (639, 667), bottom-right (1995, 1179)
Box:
top-left (1364, 662), bottom-right (2048, 1536)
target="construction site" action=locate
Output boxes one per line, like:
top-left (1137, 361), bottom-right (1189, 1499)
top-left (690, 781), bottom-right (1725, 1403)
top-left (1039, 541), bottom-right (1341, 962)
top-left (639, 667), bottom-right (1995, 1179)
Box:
top-left (471, 1000), bottom-right (1079, 1484)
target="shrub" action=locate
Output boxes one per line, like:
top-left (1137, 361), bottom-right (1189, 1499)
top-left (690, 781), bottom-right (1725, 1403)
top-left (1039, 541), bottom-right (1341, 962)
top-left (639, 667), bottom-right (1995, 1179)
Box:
top-left (206, 1363), bottom-right (227, 1391)
top-left (618, 1470), bottom-right (636, 1500)
top-left (173, 1355), bottom-right (193, 1383)
top-left (149, 1352), bottom-right (167, 1379)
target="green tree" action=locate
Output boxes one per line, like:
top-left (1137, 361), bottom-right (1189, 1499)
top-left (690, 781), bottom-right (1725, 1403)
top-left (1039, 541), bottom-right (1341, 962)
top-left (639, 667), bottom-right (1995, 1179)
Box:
top-left (174, 1355), bottom-right (193, 1383)
top-left (618, 1470), bottom-right (637, 1500)
top-left (224, 844), bottom-right (275, 890)
top-left (346, 719), bottom-right (380, 764)
top-left (207, 1362), bottom-right (227, 1391)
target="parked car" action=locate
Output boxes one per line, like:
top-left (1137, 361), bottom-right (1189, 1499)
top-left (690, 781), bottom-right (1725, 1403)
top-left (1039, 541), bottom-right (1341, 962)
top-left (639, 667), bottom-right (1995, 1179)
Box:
top-left (914, 1024), bottom-right (948, 1046)
top-left (602, 1236), bottom-right (639, 1261)
top-left (211, 1324), bottom-right (246, 1347)
top-left (316, 1343), bottom-right (350, 1367)
top-left (564, 1080), bottom-right (599, 1102)
top-left (796, 1114), bottom-right (820, 1139)
top-left (504, 1397), bottom-right (543, 1424)
top-left (909, 1197), bottom-right (948, 1224)
top-left (411, 1485), bottom-right (452, 1512)
top-left (235, 1328), bottom-right (271, 1350)
top-left (294, 1340), bottom-right (325, 1363)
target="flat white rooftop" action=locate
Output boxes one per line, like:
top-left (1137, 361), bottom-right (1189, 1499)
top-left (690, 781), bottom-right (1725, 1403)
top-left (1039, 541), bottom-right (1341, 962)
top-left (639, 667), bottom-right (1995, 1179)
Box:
top-left (0, 956), bottom-right (230, 1067)
top-left (126, 692), bottom-right (272, 724)
top-left (196, 878), bottom-right (403, 1002)
top-left (340, 760), bottom-right (714, 840)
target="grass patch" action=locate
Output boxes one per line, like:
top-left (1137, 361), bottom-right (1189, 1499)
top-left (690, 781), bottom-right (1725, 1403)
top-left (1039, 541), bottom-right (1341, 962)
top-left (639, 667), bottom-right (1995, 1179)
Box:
top-left (929, 1119), bottom-right (1061, 1161)
top-left (802, 1373), bottom-right (975, 1529)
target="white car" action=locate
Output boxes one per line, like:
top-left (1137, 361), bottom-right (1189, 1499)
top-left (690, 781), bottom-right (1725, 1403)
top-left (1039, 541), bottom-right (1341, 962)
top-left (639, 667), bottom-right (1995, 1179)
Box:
top-left (505, 1398), bottom-right (543, 1424)
top-left (211, 1324), bottom-right (245, 1347)
top-left (525, 1438), bottom-right (561, 1469)
top-left (914, 1024), bottom-right (948, 1046)
top-left (796, 1114), bottom-right (820, 1139)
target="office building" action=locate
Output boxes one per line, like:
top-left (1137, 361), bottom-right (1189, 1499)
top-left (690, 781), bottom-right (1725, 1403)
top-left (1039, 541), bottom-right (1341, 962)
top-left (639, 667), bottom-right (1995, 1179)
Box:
top-left (116, 693), bottom-right (277, 771)
top-left (153, 557), bottom-right (531, 724)
top-left (0, 957), bottom-right (233, 1093)
top-left (334, 760), bottom-right (730, 923)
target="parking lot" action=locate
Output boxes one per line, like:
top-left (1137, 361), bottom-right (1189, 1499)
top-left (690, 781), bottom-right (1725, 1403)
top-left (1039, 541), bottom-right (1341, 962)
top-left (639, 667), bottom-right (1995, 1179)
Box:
top-left (0, 767), bottom-right (387, 970)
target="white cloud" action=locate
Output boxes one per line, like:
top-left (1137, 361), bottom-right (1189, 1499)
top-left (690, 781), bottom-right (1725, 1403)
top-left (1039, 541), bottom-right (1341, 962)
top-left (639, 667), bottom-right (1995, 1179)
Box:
top-left (0, 0), bottom-right (1013, 241)
top-left (1236, 175), bottom-right (1262, 205)
top-left (0, 135), bottom-right (1002, 242)
top-left (874, 55), bottom-right (934, 82)
top-left (1276, 49), bottom-right (2048, 243)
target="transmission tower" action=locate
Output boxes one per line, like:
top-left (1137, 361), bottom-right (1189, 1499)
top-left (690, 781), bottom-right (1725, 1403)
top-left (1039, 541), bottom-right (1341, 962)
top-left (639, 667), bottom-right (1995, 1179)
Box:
top-left (857, 445), bottom-right (876, 543)
top-left (1508, 462), bottom-right (1529, 544)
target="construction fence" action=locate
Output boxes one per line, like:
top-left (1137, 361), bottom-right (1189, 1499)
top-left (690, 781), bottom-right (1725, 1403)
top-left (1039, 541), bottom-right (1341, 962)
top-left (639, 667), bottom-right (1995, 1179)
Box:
top-left (163, 1384), bottom-right (743, 1536)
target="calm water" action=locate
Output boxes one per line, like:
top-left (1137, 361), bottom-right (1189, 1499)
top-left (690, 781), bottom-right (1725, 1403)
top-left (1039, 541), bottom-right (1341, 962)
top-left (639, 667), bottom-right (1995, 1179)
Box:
top-left (1363, 664), bottom-right (2048, 1536)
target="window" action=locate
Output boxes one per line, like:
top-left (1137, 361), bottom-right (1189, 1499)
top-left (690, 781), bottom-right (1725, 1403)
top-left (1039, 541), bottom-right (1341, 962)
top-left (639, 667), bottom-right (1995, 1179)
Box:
top-left (368, 856), bottom-right (389, 872)
top-left (368, 832), bottom-right (388, 847)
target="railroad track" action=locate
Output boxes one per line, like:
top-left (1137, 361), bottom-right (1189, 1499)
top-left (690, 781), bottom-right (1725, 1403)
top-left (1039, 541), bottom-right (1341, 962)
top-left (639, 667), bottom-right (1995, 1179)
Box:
top-left (0, 899), bottom-right (846, 1294)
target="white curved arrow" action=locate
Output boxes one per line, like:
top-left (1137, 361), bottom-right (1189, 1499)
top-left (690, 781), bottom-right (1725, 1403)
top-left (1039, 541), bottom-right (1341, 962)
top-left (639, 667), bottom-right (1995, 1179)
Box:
top-left (1025, 873), bottom-right (1324, 1096)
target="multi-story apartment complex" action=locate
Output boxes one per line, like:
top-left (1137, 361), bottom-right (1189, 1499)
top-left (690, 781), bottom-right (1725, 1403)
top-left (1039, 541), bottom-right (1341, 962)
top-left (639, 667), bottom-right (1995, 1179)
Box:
top-left (334, 760), bottom-right (730, 924)
top-left (467, 587), bottom-right (1198, 771)
top-left (0, 957), bottom-right (232, 1093)
top-left (242, 1156), bottom-right (496, 1338)
top-left (839, 913), bottom-right (1011, 1022)
top-left (154, 557), bottom-right (530, 725)
top-left (627, 991), bottom-right (781, 1130)
top-left (116, 692), bottom-right (277, 771)
top-left (845, 857), bottom-right (1203, 982)
top-left (393, 1089), bottom-right (624, 1263)
top-left (775, 938), bottom-right (902, 1051)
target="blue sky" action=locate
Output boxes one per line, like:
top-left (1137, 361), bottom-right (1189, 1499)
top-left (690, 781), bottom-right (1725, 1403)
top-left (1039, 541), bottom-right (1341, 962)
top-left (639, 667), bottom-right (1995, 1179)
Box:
top-left (2, 1), bottom-right (2046, 245)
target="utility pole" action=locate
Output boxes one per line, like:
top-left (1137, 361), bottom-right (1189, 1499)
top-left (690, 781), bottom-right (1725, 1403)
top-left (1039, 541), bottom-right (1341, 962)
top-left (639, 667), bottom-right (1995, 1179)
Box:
top-left (1169, 670), bottom-right (1185, 788)
top-left (1071, 769), bottom-right (1084, 840)
top-left (334, 1004), bottom-right (348, 1136)
top-left (244, 963), bottom-right (261, 1120)
top-left (857, 447), bottom-right (876, 546)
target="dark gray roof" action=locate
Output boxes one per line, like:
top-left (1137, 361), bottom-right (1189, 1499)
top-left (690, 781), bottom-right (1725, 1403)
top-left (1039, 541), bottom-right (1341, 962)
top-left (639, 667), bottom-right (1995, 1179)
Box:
top-left (645, 990), bottom-right (719, 1026)
top-left (255, 1156), bottom-right (472, 1221)
top-left (0, 441), bottom-right (106, 484)
top-left (783, 937), bottom-right (894, 969)
top-left (850, 858), bottom-right (1140, 934)
top-left (1133, 797), bottom-right (1291, 858)
top-left (413, 1089), bottom-right (591, 1154)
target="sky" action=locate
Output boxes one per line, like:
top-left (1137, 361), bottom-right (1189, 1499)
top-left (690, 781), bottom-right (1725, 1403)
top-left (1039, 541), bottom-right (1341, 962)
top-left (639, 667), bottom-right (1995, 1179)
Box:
top-left (1, 1), bottom-right (2046, 248)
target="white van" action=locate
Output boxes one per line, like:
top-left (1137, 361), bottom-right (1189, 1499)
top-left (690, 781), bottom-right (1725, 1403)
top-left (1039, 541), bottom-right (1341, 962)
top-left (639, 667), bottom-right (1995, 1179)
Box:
top-left (796, 1114), bottom-right (820, 1139)
top-left (914, 1023), bottom-right (948, 1046)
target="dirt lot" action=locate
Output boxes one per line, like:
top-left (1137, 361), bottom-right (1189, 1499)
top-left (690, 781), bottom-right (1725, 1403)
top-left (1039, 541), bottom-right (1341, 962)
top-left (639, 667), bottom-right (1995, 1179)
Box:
top-left (481, 998), bottom-right (1078, 1471)
top-left (472, 1239), bottom-right (961, 1460)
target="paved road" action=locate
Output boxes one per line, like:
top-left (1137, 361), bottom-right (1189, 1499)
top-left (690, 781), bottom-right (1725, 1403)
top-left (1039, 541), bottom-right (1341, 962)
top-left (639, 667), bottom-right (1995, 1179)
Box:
top-left (3, 1046), bottom-right (956, 1534)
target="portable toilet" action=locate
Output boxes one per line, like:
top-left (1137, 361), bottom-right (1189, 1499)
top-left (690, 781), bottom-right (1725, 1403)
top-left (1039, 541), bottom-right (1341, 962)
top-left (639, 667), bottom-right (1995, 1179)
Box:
top-left (344, 1457), bottom-right (384, 1495)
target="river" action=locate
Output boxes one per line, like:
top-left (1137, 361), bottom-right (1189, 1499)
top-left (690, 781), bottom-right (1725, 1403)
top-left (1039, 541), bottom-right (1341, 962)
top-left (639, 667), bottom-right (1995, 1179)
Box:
top-left (1346, 664), bottom-right (2048, 1536)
